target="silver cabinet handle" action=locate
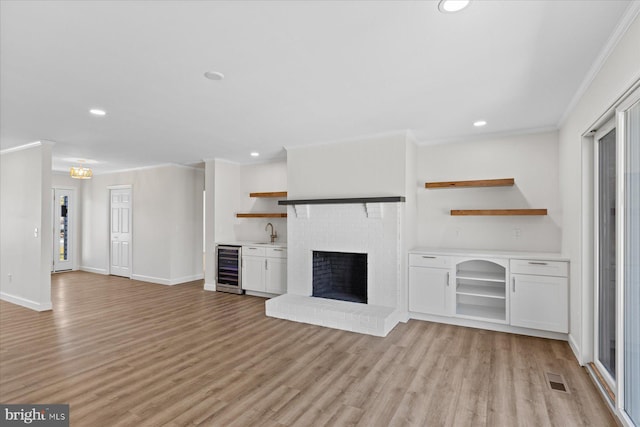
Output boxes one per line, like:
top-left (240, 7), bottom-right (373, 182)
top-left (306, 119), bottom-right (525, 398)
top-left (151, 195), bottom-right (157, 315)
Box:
top-left (512, 277), bottom-right (516, 292)
top-left (446, 272), bottom-right (450, 286)
top-left (528, 261), bottom-right (548, 265)
top-left (265, 259), bottom-right (268, 270)
top-left (273, 249), bottom-right (283, 252)
top-left (422, 256), bottom-right (436, 259)
top-left (248, 247), bottom-right (258, 250)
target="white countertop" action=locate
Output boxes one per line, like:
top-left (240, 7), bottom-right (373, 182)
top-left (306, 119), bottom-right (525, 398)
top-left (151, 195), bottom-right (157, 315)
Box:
top-left (217, 241), bottom-right (287, 249)
top-left (410, 247), bottom-right (568, 261)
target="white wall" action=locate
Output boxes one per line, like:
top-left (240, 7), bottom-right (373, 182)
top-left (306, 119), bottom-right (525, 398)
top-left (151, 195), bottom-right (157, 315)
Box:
top-left (0, 142), bottom-right (52, 311)
top-left (52, 172), bottom-right (83, 270)
top-left (234, 161), bottom-right (287, 242)
top-left (559, 12), bottom-right (640, 363)
top-left (416, 131), bottom-right (561, 252)
top-left (287, 132), bottom-right (408, 199)
top-left (204, 159), bottom-right (216, 288)
top-left (81, 164), bottom-right (204, 285)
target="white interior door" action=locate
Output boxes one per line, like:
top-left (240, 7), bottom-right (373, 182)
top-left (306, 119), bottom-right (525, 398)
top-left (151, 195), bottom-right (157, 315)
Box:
top-left (53, 188), bottom-right (73, 272)
top-left (110, 188), bottom-right (132, 278)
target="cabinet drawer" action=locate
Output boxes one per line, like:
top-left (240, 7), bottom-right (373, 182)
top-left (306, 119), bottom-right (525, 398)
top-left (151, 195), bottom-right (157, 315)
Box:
top-left (510, 259), bottom-right (568, 277)
top-left (266, 247), bottom-right (287, 258)
top-left (243, 246), bottom-right (266, 256)
top-left (409, 254), bottom-right (452, 269)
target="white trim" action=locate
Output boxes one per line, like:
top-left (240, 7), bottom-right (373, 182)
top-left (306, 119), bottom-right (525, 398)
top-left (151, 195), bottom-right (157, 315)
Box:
top-left (568, 334), bottom-right (582, 365)
top-left (558, 1), bottom-right (640, 127)
top-left (409, 312), bottom-right (569, 342)
top-left (107, 184), bottom-right (133, 190)
top-left (80, 266), bottom-right (109, 275)
top-left (132, 274), bottom-right (172, 285)
top-left (416, 126), bottom-right (558, 147)
top-left (131, 273), bottom-right (204, 286)
top-left (97, 163), bottom-right (201, 176)
top-left (0, 292), bottom-right (52, 312)
top-left (0, 140), bottom-right (53, 155)
top-left (204, 283), bottom-right (217, 291)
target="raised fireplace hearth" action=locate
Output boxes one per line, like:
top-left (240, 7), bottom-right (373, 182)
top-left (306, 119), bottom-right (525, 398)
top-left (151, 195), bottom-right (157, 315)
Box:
top-left (313, 251), bottom-right (367, 304)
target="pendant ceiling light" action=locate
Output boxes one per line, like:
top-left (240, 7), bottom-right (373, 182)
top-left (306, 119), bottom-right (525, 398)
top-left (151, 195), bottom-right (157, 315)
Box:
top-left (70, 160), bottom-right (93, 179)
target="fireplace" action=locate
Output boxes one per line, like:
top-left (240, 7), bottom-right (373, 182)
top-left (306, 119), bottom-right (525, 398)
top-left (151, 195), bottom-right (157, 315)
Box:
top-left (265, 198), bottom-right (406, 337)
top-left (313, 251), bottom-right (367, 304)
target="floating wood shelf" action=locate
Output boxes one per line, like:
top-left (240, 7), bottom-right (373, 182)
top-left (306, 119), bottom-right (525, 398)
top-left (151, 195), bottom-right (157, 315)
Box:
top-left (279, 196), bottom-right (405, 206)
top-left (249, 191), bottom-right (287, 198)
top-left (451, 209), bottom-right (547, 216)
top-left (236, 213), bottom-right (287, 218)
top-left (425, 178), bottom-right (515, 189)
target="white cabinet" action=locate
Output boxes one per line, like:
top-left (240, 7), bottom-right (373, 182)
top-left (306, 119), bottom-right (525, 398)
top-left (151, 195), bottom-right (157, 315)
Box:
top-left (242, 246), bottom-right (287, 295)
top-left (242, 255), bottom-right (266, 292)
top-left (510, 259), bottom-right (568, 333)
top-left (408, 249), bottom-right (570, 337)
top-left (408, 254), bottom-right (453, 316)
top-left (265, 257), bottom-right (287, 294)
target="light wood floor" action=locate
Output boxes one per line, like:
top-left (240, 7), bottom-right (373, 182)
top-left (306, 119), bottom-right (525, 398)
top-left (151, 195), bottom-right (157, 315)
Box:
top-left (0, 271), bottom-right (614, 426)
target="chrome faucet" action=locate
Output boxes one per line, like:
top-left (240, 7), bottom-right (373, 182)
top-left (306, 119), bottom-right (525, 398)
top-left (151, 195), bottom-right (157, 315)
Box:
top-left (265, 222), bottom-right (277, 243)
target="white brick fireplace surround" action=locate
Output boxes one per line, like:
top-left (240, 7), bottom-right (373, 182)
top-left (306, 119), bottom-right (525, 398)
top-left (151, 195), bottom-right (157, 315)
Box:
top-left (265, 199), bottom-right (405, 336)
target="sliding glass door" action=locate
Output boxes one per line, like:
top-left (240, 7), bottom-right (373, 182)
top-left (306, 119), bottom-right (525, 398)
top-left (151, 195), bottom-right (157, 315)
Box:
top-left (620, 91), bottom-right (640, 426)
top-left (593, 87), bottom-right (640, 426)
top-left (595, 121), bottom-right (617, 389)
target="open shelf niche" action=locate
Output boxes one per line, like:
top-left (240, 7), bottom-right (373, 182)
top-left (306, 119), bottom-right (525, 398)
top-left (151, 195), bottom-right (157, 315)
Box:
top-left (455, 259), bottom-right (507, 323)
top-left (236, 191), bottom-right (288, 218)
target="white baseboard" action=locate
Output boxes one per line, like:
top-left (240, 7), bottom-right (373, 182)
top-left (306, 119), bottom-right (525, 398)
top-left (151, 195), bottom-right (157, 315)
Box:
top-left (131, 274), bottom-right (171, 285)
top-left (204, 283), bottom-right (216, 291)
top-left (568, 334), bottom-right (583, 365)
top-left (409, 312), bottom-right (568, 341)
top-left (132, 273), bottom-right (204, 286)
top-left (80, 266), bottom-right (108, 275)
top-left (170, 273), bottom-right (204, 285)
top-left (0, 292), bottom-right (52, 312)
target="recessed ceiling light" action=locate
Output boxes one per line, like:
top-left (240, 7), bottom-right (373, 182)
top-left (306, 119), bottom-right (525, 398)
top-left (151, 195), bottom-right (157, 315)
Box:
top-left (89, 109), bottom-right (106, 116)
top-left (438, 0), bottom-right (470, 13)
top-left (473, 120), bottom-right (487, 127)
top-left (250, 152), bottom-right (260, 157)
top-left (204, 71), bottom-right (225, 81)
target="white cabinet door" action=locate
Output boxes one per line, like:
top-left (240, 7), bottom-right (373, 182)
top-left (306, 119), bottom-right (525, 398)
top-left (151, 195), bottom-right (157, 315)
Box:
top-left (510, 274), bottom-right (568, 333)
top-left (242, 256), bottom-right (265, 292)
top-left (409, 266), bottom-right (452, 316)
top-left (265, 258), bottom-right (287, 295)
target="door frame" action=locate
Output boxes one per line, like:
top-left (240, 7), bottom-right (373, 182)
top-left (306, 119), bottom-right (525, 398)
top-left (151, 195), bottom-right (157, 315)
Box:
top-left (52, 187), bottom-right (75, 272)
top-left (108, 185), bottom-right (133, 278)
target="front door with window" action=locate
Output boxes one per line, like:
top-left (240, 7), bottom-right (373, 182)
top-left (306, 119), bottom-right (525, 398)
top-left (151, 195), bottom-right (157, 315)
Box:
top-left (53, 188), bottom-right (73, 272)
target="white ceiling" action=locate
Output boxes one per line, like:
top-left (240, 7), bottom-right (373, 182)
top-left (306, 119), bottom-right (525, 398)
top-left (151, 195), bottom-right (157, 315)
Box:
top-left (0, 0), bottom-right (635, 174)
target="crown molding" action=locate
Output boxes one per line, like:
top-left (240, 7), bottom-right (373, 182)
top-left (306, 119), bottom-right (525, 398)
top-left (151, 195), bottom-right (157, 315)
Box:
top-left (0, 140), bottom-right (55, 155)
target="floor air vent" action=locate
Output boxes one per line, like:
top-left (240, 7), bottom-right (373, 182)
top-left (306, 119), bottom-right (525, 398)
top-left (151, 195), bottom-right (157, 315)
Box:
top-left (546, 372), bottom-right (570, 393)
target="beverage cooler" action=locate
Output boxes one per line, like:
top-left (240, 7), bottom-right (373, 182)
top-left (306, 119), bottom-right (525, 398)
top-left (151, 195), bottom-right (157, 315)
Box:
top-left (216, 245), bottom-right (243, 294)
